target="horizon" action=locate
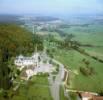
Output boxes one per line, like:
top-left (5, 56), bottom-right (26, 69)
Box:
top-left (0, 0), bottom-right (103, 17)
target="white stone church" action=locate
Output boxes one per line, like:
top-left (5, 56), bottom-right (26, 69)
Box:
top-left (14, 52), bottom-right (53, 80)
top-left (14, 53), bottom-right (39, 71)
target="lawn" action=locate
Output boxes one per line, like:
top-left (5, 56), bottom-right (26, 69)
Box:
top-left (12, 84), bottom-right (52, 100)
top-left (8, 75), bottom-right (52, 100)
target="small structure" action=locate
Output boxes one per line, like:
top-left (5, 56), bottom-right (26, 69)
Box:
top-left (80, 92), bottom-right (93, 100)
top-left (26, 69), bottom-right (34, 79)
top-left (92, 96), bottom-right (103, 100)
top-left (79, 92), bottom-right (98, 100)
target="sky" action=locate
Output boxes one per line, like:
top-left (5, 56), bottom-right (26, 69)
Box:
top-left (0, 0), bottom-right (103, 16)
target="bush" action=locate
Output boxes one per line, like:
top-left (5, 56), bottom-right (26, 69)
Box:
top-left (98, 91), bottom-right (103, 96)
top-left (79, 66), bottom-right (95, 76)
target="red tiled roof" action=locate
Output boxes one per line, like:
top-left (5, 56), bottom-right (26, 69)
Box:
top-left (93, 96), bottom-right (103, 100)
top-left (81, 92), bottom-right (93, 98)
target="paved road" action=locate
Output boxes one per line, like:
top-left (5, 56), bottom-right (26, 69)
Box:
top-left (48, 58), bottom-right (65, 100)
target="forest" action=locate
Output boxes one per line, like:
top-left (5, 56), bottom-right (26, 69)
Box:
top-left (0, 24), bottom-right (43, 90)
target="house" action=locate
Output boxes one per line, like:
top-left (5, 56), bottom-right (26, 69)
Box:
top-left (92, 96), bottom-right (103, 100)
top-left (79, 92), bottom-right (99, 100)
top-left (80, 92), bottom-right (93, 100)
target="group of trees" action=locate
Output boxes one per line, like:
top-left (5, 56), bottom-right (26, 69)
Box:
top-left (46, 33), bottom-right (78, 49)
top-left (79, 59), bottom-right (95, 76)
top-left (0, 24), bottom-right (43, 90)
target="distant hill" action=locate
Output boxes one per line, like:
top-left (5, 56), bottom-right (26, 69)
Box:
top-left (0, 15), bottom-right (24, 24)
top-left (0, 15), bottom-right (60, 24)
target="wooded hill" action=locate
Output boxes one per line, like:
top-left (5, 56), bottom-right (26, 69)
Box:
top-left (0, 24), bottom-right (43, 90)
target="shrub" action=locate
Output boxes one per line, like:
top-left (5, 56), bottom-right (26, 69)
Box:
top-left (79, 66), bottom-right (95, 76)
top-left (98, 91), bottom-right (103, 96)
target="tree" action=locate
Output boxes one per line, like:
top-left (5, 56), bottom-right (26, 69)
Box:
top-left (64, 34), bottom-right (75, 47)
top-left (32, 34), bottom-right (44, 51)
top-left (65, 34), bottom-right (74, 42)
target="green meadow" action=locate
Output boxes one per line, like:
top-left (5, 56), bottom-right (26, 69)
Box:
top-left (46, 24), bottom-right (103, 92)
top-left (0, 75), bottom-right (53, 100)
top-left (11, 75), bottom-right (52, 100)
top-left (53, 48), bottom-right (103, 92)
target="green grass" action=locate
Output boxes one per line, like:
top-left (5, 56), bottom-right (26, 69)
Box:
top-left (81, 47), bottom-right (103, 60)
top-left (45, 24), bottom-right (103, 93)
top-left (52, 48), bottom-right (103, 92)
top-left (44, 27), bottom-right (103, 92)
top-left (61, 25), bottom-right (103, 46)
top-left (53, 49), bottom-right (85, 69)
top-left (54, 25), bottom-right (103, 92)
top-left (82, 47), bottom-right (103, 54)
top-left (60, 86), bottom-right (68, 100)
top-left (12, 76), bottom-right (52, 100)
top-left (1, 75), bottom-right (53, 100)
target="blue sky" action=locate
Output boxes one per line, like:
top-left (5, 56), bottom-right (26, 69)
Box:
top-left (0, 0), bottom-right (103, 16)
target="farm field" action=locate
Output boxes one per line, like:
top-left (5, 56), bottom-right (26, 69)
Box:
top-left (61, 24), bottom-right (103, 46)
top-left (83, 47), bottom-right (103, 60)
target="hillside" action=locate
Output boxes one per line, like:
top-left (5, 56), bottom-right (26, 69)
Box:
top-left (0, 24), bottom-right (43, 90)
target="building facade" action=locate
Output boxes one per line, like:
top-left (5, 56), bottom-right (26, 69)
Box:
top-left (14, 53), bottom-right (39, 70)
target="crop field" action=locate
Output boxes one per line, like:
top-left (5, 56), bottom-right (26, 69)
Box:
top-left (61, 24), bottom-right (103, 45)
